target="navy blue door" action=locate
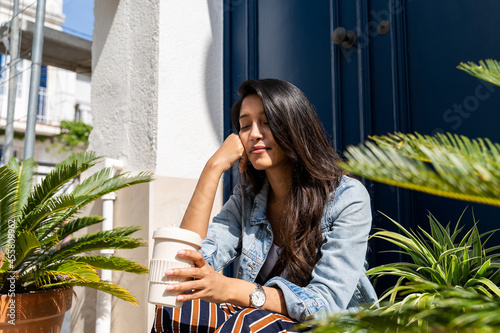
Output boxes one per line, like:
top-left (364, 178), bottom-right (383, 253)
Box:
top-left (225, 0), bottom-right (500, 288)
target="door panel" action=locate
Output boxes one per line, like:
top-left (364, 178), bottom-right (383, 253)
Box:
top-left (225, 0), bottom-right (500, 291)
top-left (405, 1), bottom-right (500, 138)
top-left (402, 1), bottom-right (500, 248)
top-left (258, 0), bottom-right (334, 135)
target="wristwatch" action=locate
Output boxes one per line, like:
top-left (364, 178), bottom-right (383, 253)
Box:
top-left (250, 283), bottom-right (266, 308)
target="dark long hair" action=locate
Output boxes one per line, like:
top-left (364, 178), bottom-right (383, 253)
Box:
top-left (231, 79), bottom-right (345, 286)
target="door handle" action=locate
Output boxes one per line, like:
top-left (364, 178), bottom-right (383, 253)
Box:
top-left (331, 27), bottom-right (357, 49)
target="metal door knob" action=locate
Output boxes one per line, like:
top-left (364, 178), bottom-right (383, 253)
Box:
top-left (331, 27), bottom-right (357, 49)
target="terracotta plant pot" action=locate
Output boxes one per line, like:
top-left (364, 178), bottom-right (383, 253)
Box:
top-left (0, 287), bottom-right (72, 333)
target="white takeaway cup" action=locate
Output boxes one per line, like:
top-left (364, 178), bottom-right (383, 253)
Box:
top-left (148, 226), bottom-right (203, 308)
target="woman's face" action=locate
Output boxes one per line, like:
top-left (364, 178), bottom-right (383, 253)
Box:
top-left (238, 94), bottom-right (288, 171)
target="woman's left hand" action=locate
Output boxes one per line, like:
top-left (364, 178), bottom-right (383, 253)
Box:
top-left (165, 249), bottom-right (230, 304)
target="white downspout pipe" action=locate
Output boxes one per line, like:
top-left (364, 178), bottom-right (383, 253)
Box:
top-left (95, 158), bottom-right (124, 333)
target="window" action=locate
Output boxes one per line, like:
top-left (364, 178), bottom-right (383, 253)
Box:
top-left (37, 65), bottom-right (47, 123)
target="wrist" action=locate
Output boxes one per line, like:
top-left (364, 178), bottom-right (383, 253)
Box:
top-left (225, 278), bottom-right (257, 308)
top-left (206, 156), bottom-right (228, 175)
top-left (224, 277), bottom-right (238, 305)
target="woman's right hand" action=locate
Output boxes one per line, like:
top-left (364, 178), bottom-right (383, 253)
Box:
top-left (209, 134), bottom-right (248, 173)
top-left (181, 134), bottom-right (247, 237)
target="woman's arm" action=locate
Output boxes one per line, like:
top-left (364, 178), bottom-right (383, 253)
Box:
top-left (166, 249), bottom-right (289, 316)
top-left (180, 134), bottom-right (246, 238)
top-left (264, 177), bottom-right (377, 321)
top-left (226, 277), bottom-right (289, 316)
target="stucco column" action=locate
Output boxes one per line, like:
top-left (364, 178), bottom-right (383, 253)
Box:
top-left (90, 0), bottom-right (159, 170)
top-left (85, 1), bottom-right (224, 332)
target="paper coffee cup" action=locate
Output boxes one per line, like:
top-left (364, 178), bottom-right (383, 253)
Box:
top-left (148, 226), bottom-right (203, 308)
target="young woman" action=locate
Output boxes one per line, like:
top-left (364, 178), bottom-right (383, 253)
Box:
top-left (152, 79), bottom-right (377, 332)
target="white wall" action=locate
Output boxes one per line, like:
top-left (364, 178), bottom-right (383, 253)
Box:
top-left (89, 0), bottom-right (159, 172)
top-left (46, 67), bottom-right (77, 125)
top-left (90, 0), bottom-right (225, 175)
top-left (0, 57), bottom-right (31, 122)
top-left (89, 1), bottom-right (224, 332)
top-left (156, 0), bottom-right (224, 179)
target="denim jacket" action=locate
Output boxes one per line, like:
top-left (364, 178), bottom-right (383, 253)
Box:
top-left (200, 175), bottom-right (378, 322)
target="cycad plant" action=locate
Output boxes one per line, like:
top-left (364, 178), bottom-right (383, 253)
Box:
top-left (300, 213), bottom-right (500, 332)
top-left (0, 152), bottom-right (152, 304)
top-left (305, 285), bottom-right (500, 333)
top-left (370, 212), bottom-right (500, 304)
top-left (302, 60), bottom-right (500, 332)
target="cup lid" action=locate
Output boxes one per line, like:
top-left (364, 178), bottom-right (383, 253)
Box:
top-left (153, 226), bottom-right (203, 247)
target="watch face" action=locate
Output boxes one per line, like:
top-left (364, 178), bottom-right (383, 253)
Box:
top-left (251, 289), bottom-right (266, 308)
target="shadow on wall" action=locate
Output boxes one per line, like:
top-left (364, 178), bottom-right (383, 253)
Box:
top-left (92, 0), bottom-right (118, 69)
top-left (206, 0), bottom-right (226, 137)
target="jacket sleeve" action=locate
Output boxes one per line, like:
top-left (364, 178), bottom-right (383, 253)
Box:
top-left (265, 177), bottom-right (373, 322)
top-left (199, 184), bottom-right (244, 272)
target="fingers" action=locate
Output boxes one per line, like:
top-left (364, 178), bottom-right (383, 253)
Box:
top-left (177, 249), bottom-right (206, 267)
top-left (166, 266), bottom-right (204, 279)
top-left (176, 290), bottom-right (204, 302)
top-left (165, 279), bottom-right (201, 293)
top-left (230, 133), bottom-right (247, 174)
top-left (239, 151), bottom-right (248, 174)
top-left (164, 250), bottom-right (208, 280)
top-left (212, 134), bottom-right (246, 172)
top-left (164, 274), bottom-right (217, 302)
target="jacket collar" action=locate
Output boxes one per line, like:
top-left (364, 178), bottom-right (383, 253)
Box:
top-left (250, 179), bottom-right (270, 225)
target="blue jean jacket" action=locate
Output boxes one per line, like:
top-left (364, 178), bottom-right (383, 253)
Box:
top-left (200, 175), bottom-right (378, 322)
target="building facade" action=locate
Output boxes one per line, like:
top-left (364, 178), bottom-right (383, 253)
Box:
top-left (0, 0), bottom-right (91, 164)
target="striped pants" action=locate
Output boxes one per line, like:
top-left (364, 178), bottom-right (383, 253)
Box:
top-left (151, 299), bottom-right (297, 333)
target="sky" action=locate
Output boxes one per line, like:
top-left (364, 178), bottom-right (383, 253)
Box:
top-left (62, 0), bottom-right (94, 41)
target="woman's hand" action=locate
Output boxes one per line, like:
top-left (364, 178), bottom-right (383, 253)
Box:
top-left (165, 249), bottom-right (231, 304)
top-left (180, 134), bottom-right (247, 237)
top-left (209, 134), bottom-right (248, 173)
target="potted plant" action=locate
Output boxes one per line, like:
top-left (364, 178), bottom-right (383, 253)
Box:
top-left (0, 152), bottom-right (152, 332)
top-left (297, 60), bottom-right (500, 332)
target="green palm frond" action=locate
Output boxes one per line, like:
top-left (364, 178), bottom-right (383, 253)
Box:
top-left (42, 226), bottom-right (145, 265)
top-left (0, 260), bottom-right (10, 274)
top-left (73, 171), bottom-right (154, 207)
top-left (43, 280), bottom-right (141, 305)
top-left (20, 162), bottom-right (81, 226)
top-left (340, 132), bottom-right (500, 207)
top-left (18, 152), bottom-right (99, 230)
top-left (74, 255), bottom-right (148, 274)
top-left (12, 230), bottom-right (41, 269)
top-left (55, 216), bottom-right (105, 240)
top-left (458, 59), bottom-right (500, 87)
top-left (6, 157), bottom-right (36, 220)
top-left (0, 165), bottom-right (21, 247)
top-left (50, 170), bottom-right (153, 227)
top-left (26, 260), bottom-right (101, 287)
top-left (20, 194), bottom-right (76, 232)
top-left (71, 167), bottom-right (115, 197)
top-left (55, 151), bottom-right (100, 167)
